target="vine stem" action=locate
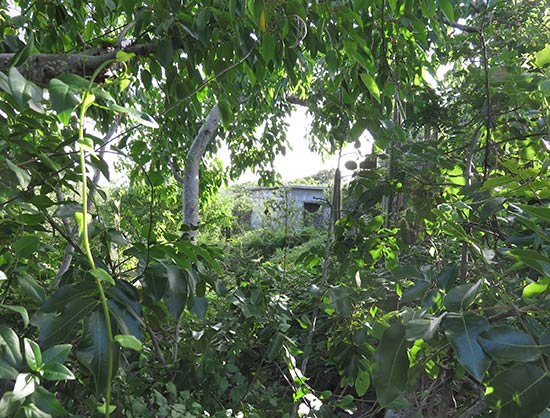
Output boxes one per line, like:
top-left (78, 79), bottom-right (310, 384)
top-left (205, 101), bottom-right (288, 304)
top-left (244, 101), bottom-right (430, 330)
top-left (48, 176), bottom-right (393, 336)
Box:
top-left (78, 88), bottom-right (115, 417)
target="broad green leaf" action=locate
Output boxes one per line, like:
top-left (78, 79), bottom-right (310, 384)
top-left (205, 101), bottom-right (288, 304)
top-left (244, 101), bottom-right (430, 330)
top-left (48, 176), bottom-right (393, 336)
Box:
top-left (39, 298), bottom-right (98, 346)
top-left (41, 281), bottom-right (97, 313)
top-left (481, 197), bottom-right (506, 219)
top-left (13, 235), bottom-right (40, 259)
top-left (262, 32), bottom-right (276, 63)
top-left (328, 286), bottom-right (352, 316)
top-left (18, 273), bottom-right (45, 303)
top-left (267, 333), bottom-right (283, 360)
top-left (165, 265), bottom-right (188, 318)
top-left (8, 67), bottom-right (43, 110)
top-left (355, 369), bottom-right (371, 397)
top-left (30, 386), bottom-right (68, 416)
top-left (372, 324), bottom-right (410, 407)
top-left (360, 73), bottom-right (380, 103)
top-left (535, 45), bottom-right (550, 67)
top-left (114, 334), bottom-right (142, 351)
top-left (157, 38), bottom-right (174, 69)
top-left (91, 268), bottom-right (115, 285)
top-left (406, 313), bottom-right (446, 341)
top-left (523, 279), bottom-right (549, 299)
top-left (189, 296), bottom-right (208, 319)
top-left (42, 344), bottom-right (72, 364)
top-left (402, 279), bottom-right (431, 301)
top-left (517, 204), bottom-right (550, 222)
top-left (0, 326), bottom-right (22, 378)
top-left (116, 50), bottom-right (135, 62)
top-left (77, 310), bottom-right (119, 394)
top-left (48, 78), bottom-right (80, 125)
top-left (1, 305), bottom-right (29, 328)
top-left (442, 313), bottom-right (491, 381)
top-left (0, 392), bottom-right (23, 416)
top-left (107, 103), bottom-right (159, 128)
top-left (13, 373), bottom-right (37, 400)
top-left (97, 402), bottom-right (117, 414)
top-left (437, 265), bottom-right (458, 290)
top-left (444, 280), bottom-right (481, 311)
top-left (24, 339), bottom-right (42, 372)
top-left (487, 365), bottom-right (550, 418)
top-left (539, 80), bottom-right (550, 96)
top-left (478, 326), bottom-right (540, 363)
top-left (439, 0), bottom-right (454, 21)
top-left (218, 99), bottom-right (233, 130)
top-left (41, 362), bottom-right (75, 381)
top-left (507, 249), bottom-right (550, 276)
top-left (6, 159), bottom-right (31, 189)
top-left (107, 301), bottom-right (142, 340)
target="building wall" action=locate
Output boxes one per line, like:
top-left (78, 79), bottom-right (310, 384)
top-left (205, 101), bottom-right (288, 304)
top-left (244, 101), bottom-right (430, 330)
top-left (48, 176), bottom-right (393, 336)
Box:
top-left (249, 186), bottom-right (329, 230)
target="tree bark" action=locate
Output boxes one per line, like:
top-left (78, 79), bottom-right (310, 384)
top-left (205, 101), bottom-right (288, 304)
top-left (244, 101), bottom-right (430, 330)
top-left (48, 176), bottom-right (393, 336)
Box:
top-left (0, 43), bottom-right (156, 86)
top-left (180, 104), bottom-right (220, 243)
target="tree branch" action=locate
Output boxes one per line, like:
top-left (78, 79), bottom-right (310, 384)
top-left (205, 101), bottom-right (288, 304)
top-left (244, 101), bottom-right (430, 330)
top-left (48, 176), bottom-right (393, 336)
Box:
top-left (0, 43), bottom-right (156, 86)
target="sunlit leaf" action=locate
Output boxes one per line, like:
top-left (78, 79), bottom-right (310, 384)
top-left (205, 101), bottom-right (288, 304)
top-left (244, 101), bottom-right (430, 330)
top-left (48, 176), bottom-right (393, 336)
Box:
top-left (114, 334), bottom-right (142, 351)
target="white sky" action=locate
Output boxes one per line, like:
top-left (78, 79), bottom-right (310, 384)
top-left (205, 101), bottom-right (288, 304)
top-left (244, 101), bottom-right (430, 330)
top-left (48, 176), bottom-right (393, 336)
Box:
top-left (222, 107), bottom-right (372, 185)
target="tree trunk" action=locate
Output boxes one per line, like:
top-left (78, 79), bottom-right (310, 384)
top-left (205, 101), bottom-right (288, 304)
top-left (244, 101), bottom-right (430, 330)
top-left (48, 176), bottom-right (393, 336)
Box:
top-left (181, 104), bottom-right (220, 243)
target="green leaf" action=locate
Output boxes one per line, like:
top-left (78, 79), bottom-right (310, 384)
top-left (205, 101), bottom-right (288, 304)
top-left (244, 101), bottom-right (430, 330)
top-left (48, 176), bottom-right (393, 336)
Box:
top-left (13, 373), bottom-right (37, 400)
top-left (372, 324), bottom-right (410, 407)
top-left (517, 204), bottom-right (550, 222)
top-left (535, 45), bottom-right (550, 67)
top-left (42, 344), bottom-right (72, 364)
top-left (481, 197), bottom-right (506, 219)
top-left (0, 392), bottom-right (23, 417)
top-left (157, 38), bottom-right (174, 69)
top-left (487, 365), bottom-right (550, 418)
top-left (77, 310), bottom-right (119, 394)
top-left (97, 402), bottom-right (117, 415)
top-left (355, 369), bottom-right (371, 397)
top-left (91, 268), bottom-right (115, 285)
top-left (218, 99), bottom-right (233, 130)
top-left (439, 0), bottom-right (454, 21)
top-left (405, 313), bottom-right (446, 341)
top-left (437, 265), bottom-right (458, 290)
top-left (39, 298), bottom-right (98, 346)
top-left (523, 278), bottom-right (549, 299)
top-left (164, 265), bottom-right (188, 318)
top-left (13, 235), bottom-right (40, 258)
top-left (360, 73), bottom-right (381, 103)
top-left (41, 362), bottom-right (75, 381)
top-left (444, 280), bottom-right (481, 311)
top-left (0, 326), bottom-right (22, 378)
top-left (114, 334), bottom-right (142, 351)
top-left (116, 50), bottom-right (135, 63)
top-left (442, 313), bottom-right (491, 382)
top-left (106, 103), bottom-right (159, 128)
top-left (8, 67), bottom-right (43, 110)
top-left (41, 281), bottom-right (97, 313)
top-left (49, 78), bottom-right (81, 125)
top-left (267, 333), bottom-right (283, 360)
top-left (189, 296), bottom-right (208, 319)
top-left (1, 305), bottom-right (29, 328)
top-left (24, 338), bottom-right (42, 372)
top-left (478, 326), bottom-right (540, 363)
top-left (30, 386), bottom-right (69, 416)
top-left (17, 273), bottom-right (45, 303)
top-left (507, 249), bottom-right (550, 276)
top-left (6, 159), bottom-right (31, 189)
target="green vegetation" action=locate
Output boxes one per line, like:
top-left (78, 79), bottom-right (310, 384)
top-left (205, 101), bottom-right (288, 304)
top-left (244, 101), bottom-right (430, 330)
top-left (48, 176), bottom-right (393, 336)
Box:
top-left (1, 1), bottom-right (550, 417)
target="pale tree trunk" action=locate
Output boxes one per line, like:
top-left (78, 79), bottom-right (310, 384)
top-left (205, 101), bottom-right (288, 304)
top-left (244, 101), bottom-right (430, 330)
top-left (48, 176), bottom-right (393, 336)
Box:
top-left (172, 104), bottom-right (220, 243)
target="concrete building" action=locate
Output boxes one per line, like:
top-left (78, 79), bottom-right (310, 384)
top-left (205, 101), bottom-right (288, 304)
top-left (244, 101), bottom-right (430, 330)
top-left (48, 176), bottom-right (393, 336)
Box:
top-left (248, 185), bottom-right (329, 230)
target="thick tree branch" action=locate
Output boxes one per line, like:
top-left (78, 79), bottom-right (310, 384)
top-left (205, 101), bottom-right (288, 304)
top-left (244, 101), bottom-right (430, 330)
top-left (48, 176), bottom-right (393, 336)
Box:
top-left (182, 103), bottom-right (220, 242)
top-left (0, 43), bottom-right (156, 86)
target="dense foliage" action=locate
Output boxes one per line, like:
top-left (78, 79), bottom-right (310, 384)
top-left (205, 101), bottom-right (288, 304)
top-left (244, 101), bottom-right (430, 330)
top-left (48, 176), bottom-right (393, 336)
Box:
top-left (2, 0), bottom-right (550, 417)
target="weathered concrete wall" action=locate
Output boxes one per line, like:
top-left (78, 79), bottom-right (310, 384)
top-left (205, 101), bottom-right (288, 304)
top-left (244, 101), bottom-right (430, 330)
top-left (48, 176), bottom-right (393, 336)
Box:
top-left (249, 185), bottom-right (329, 230)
